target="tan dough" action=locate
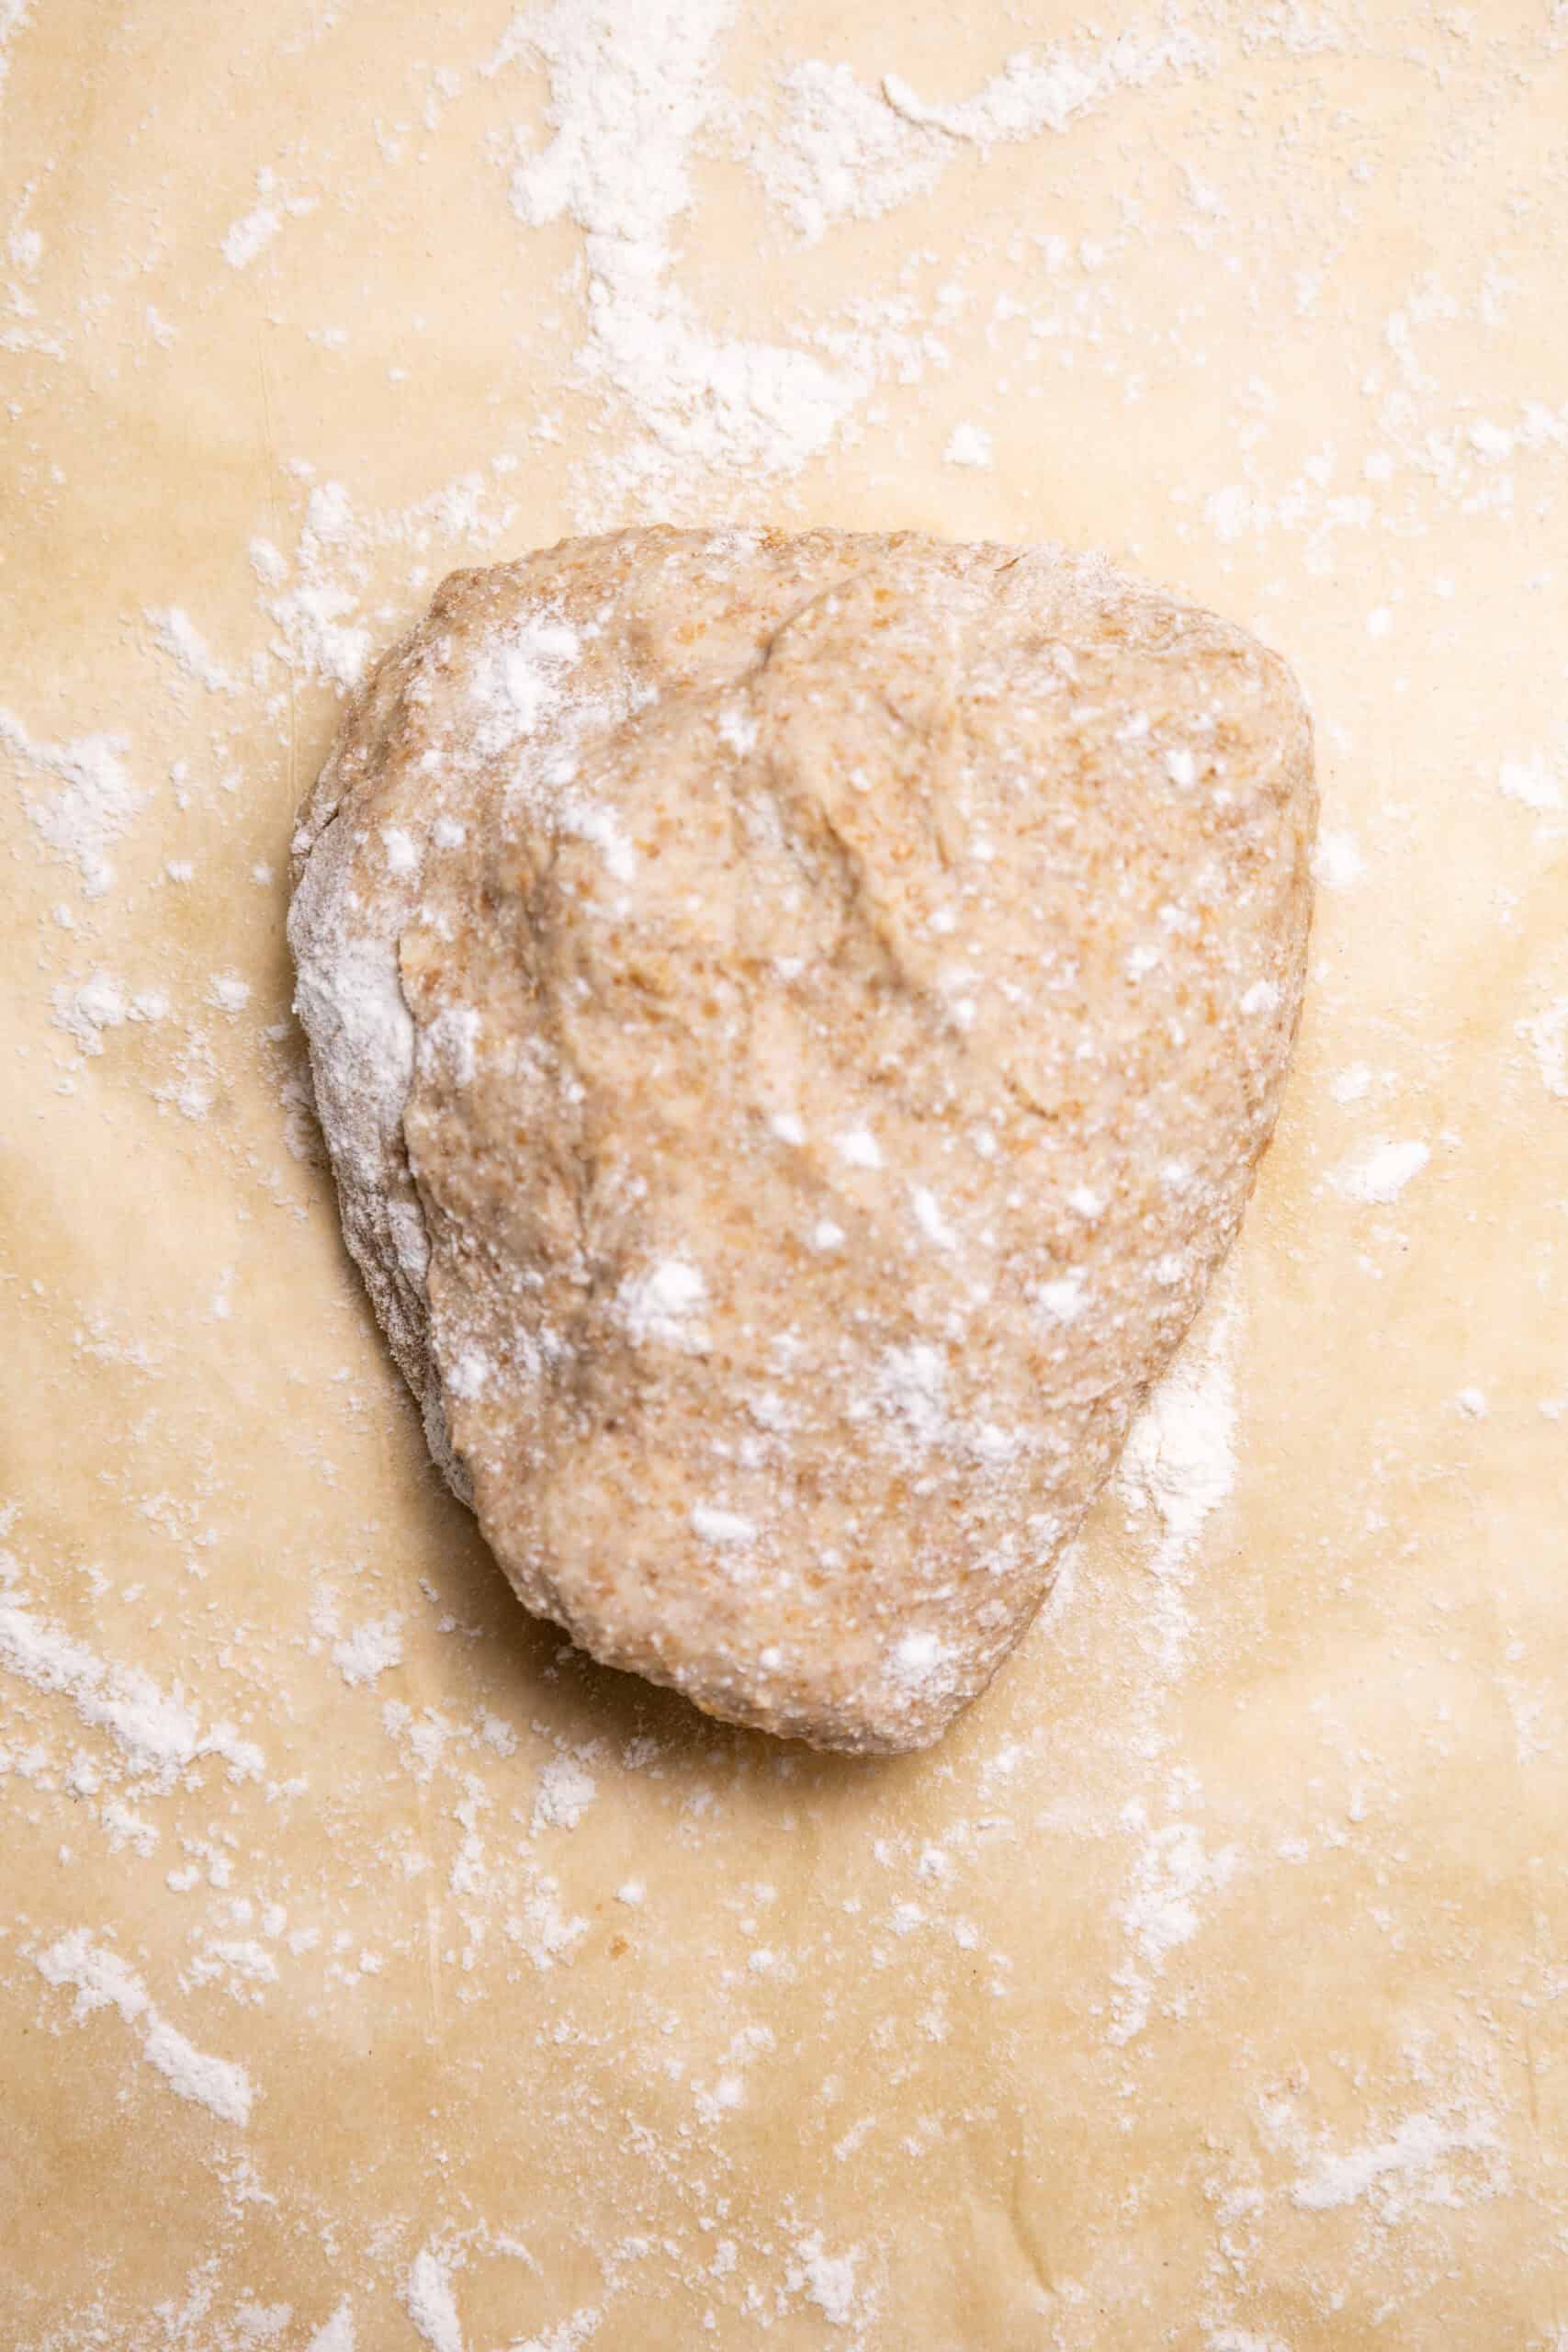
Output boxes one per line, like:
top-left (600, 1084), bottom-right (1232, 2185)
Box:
top-left (289, 526), bottom-right (1314, 1750)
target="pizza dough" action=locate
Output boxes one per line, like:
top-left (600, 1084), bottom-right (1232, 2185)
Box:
top-left (288, 526), bottom-right (1314, 1750)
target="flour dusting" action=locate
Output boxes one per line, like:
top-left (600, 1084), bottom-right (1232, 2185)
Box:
top-left (533, 1752), bottom-right (598, 1832)
top-left (37, 1929), bottom-right (254, 2125)
top-left (146, 605), bottom-right (241, 695)
top-left (9, 0), bottom-right (1548, 2338)
top-left (1287, 2104), bottom-right (1508, 2222)
top-left (1117, 1286), bottom-right (1239, 1672)
top-left (304, 2305), bottom-right (356, 2352)
top-left (404, 2245), bottom-right (465, 2352)
top-left (753, 28), bottom-right (1210, 240)
top-left (491, 0), bottom-right (863, 513)
top-left (0, 705), bottom-right (143, 896)
top-left (1110, 1803), bottom-right (1239, 2044)
top-left (333, 1615), bottom-right (405, 1689)
top-left (1331, 1137), bottom-right (1430, 1205)
top-left (1518, 1000), bottom-right (1568, 1100)
top-left (790, 2233), bottom-right (864, 2328)
top-left (0, 1583), bottom-right (265, 1789)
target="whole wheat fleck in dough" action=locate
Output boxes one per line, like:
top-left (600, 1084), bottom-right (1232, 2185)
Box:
top-left (288, 526), bottom-right (1315, 1753)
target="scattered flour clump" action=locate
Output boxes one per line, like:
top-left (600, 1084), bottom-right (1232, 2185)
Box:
top-left (532, 1752), bottom-right (598, 1832)
top-left (0, 706), bottom-right (143, 896)
top-left (1331, 1137), bottom-right (1429, 1204)
top-left (403, 2245), bottom-right (465, 2352)
top-left (333, 1615), bottom-right (404, 1689)
top-left (36, 1929), bottom-right (254, 2126)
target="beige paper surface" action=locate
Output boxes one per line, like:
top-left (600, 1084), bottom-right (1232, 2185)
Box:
top-left (4, 5), bottom-right (1567, 2346)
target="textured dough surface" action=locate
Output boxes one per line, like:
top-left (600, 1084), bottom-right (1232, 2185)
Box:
top-left (289, 527), bottom-right (1314, 1749)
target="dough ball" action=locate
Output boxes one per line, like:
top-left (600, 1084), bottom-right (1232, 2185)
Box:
top-left (288, 526), bottom-right (1314, 1752)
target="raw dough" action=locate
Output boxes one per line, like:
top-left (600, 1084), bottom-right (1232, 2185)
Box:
top-left (288, 526), bottom-right (1314, 1750)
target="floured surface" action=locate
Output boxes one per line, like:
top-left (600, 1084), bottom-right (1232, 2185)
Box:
top-left (4, 2), bottom-right (1567, 2344)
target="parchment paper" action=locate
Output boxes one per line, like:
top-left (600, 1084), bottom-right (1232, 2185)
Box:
top-left (5, 5), bottom-right (1567, 2345)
